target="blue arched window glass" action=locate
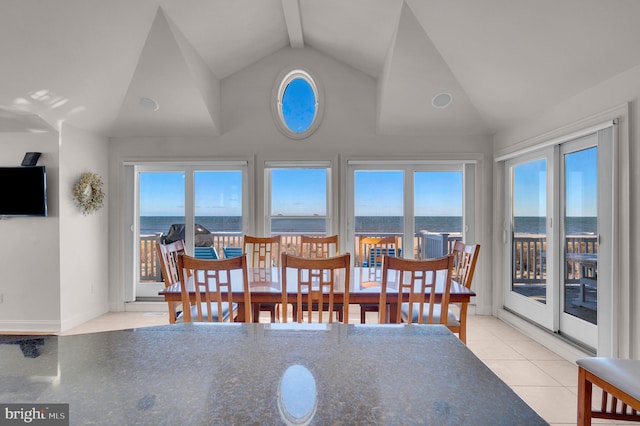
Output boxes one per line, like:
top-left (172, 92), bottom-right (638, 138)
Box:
top-left (274, 69), bottom-right (322, 139)
top-left (282, 78), bottom-right (316, 133)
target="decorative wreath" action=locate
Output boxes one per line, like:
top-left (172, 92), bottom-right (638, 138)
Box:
top-left (73, 172), bottom-right (105, 215)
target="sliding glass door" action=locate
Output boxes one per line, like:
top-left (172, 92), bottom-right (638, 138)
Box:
top-left (559, 140), bottom-right (598, 346)
top-left (503, 130), bottom-right (610, 351)
top-left (504, 151), bottom-right (555, 330)
top-left (135, 163), bottom-right (247, 299)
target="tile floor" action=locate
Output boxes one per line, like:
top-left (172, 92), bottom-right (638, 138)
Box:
top-left (59, 309), bottom-right (634, 426)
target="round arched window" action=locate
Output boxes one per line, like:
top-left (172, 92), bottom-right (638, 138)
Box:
top-left (273, 68), bottom-right (323, 139)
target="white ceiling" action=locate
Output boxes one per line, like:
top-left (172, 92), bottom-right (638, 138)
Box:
top-left (1, 0), bottom-right (640, 137)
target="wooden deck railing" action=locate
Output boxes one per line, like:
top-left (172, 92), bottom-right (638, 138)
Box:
top-left (140, 231), bottom-right (597, 284)
top-left (512, 234), bottom-right (598, 284)
top-left (140, 231), bottom-right (462, 282)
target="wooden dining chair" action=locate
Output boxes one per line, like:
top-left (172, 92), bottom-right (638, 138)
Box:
top-left (358, 236), bottom-right (400, 323)
top-left (379, 254), bottom-right (454, 325)
top-left (297, 235), bottom-right (342, 321)
top-left (155, 239), bottom-right (186, 323)
top-left (577, 357), bottom-right (640, 425)
top-left (299, 235), bottom-right (339, 258)
top-left (243, 235), bottom-right (281, 322)
top-left (281, 253), bottom-right (351, 324)
top-left (446, 241), bottom-right (480, 343)
top-left (176, 253), bottom-right (252, 323)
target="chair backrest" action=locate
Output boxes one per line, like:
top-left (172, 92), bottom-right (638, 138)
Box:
top-left (243, 235), bottom-right (281, 267)
top-left (299, 235), bottom-right (339, 258)
top-left (451, 241), bottom-right (480, 289)
top-left (194, 246), bottom-right (219, 260)
top-left (155, 240), bottom-right (186, 286)
top-left (281, 253), bottom-right (351, 324)
top-left (379, 254), bottom-right (454, 325)
top-left (177, 254), bottom-right (251, 323)
top-left (359, 236), bottom-right (399, 267)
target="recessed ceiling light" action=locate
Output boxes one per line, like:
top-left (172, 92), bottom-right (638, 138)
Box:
top-left (139, 97), bottom-right (159, 111)
top-left (432, 93), bottom-right (452, 109)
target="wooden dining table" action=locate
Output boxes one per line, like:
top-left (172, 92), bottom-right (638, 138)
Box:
top-left (159, 267), bottom-right (475, 323)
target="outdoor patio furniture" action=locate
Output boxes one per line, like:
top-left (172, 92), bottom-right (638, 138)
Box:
top-left (194, 246), bottom-right (219, 260)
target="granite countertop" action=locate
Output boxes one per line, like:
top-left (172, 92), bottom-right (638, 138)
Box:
top-left (0, 323), bottom-right (548, 425)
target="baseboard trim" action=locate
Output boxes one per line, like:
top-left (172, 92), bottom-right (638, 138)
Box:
top-left (125, 301), bottom-right (168, 312)
top-left (0, 319), bottom-right (61, 333)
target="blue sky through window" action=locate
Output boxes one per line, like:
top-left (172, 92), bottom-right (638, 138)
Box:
top-left (194, 171), bottom-right (242, 216)
top-left (271, 168), bottom-right (326, 216)
top-left (140, 172), bottom-right (185, 216)
top-left (513, 159), bottom-right (547, 217)
top-left (354, 170), bottom-right (463, 216)
top-left (565, 147), bottom-right (597, 217)
top-left (282, 78), bottom-right (316, 133)
top-left (513, 148), bottom-right (597, 217)
top-left (139, 171), bottom-right (242, 216)
top-left (140, 170), bottom-right (464, 217)
top-left (415, 171), bottom-right (462, 216)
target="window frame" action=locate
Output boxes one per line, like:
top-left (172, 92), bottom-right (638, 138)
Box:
top-left (263, 161), bottom-right (333, 237)
top-left (271, 67), bottom-right (324, 140)
top-left (345, 160), bottom-right (477, 261)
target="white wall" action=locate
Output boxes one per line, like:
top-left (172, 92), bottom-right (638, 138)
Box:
top-left (59, 124), bottom-right (110, 331)
top-left (493, 63), bottom-right (640, 358)
top-left (109, 47), bottom-right (493, 313)
top-left (0, 132), bottom-right (61, 332)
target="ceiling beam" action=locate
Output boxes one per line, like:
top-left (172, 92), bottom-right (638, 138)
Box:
top-left (281, 0), bottom-right (304, 48)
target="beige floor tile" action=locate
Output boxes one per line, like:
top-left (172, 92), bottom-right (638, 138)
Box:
top-left (482, 359), bottom-right (563, 386)
top-left (531, 360), bottom-right (578, 387)
top-left (466, 339), bottom-right (527, 361)
top-left (511, 385), bottom-right (578, 424)
top-left (59, 312), bottom-right (168, 335)
top-left (465, 321), bottom-right (499, 340)
top-left (488, 323), bottom-right (533, 341)
top-left (507, 339), bottom-right (564, 360)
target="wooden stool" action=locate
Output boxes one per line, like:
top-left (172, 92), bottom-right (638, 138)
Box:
top-left (577, 357), bottom-right (640, 425)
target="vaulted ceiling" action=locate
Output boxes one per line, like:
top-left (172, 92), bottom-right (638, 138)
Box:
top-left (1, 0), bottom-right (640, 137)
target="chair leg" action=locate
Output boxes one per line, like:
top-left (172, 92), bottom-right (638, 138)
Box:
top-left (167, 302), bottom-right (177, 324)
top-left (577, 367), bottom-right (593, 426)
top-left (459, 325), bottom-right (466, 344)
top-left (458, 304), bottom-right (468, 344)
top-left (252, 304), bottom-right (260, 323)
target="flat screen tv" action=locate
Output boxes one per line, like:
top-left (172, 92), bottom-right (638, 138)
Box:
top-left (0, 166), bottom-right (47, 216)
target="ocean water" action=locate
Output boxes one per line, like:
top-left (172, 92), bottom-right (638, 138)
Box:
top-left (140, 215), bottom-right (596, 236)
top-left (139, 216), bottom-right (464, 235)
top-left (513, 216), bottom-right (596, 235)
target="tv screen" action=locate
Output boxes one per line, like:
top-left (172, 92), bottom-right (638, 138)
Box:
top-left (0, 166), bottom-right (47, 216)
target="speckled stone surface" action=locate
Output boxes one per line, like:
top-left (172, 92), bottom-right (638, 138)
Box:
top-left (0, 324), bottom-right (548, 425)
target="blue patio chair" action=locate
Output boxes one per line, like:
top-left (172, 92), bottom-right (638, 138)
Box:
top-left (223, 246), bottom-right (243, 258)
top-left (365, 247), bottom-right (400, 267)
top-left (194, 246), bottom-right (219, 260)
